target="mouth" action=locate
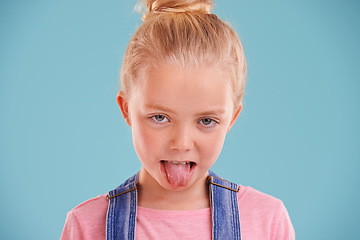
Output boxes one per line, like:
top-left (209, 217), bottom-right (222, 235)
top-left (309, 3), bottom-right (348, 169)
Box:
top-left (162, 160), bottom-right (196, 167)
top-left (160, 160), bottom-right (197, 187)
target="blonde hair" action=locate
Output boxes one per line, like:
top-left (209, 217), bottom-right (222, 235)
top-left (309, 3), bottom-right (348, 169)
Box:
top-left (121, 0), bottom-right (247, 108)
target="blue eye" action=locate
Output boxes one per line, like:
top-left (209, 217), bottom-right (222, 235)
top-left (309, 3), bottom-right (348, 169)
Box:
top-left (151, 115), bottom-right (169, 123)
top-left (199, 118), bottom-right (217, 126)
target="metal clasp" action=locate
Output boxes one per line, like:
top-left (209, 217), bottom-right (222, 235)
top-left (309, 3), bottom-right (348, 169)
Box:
top-left (106, 183), bottom-right (138, 199)
top-left (207, 176), bottom-right (240, 192)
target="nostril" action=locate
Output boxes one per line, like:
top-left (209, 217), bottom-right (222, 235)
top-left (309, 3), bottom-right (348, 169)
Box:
top-left (170, 138), bottom-right (193, 151)
top-left (170, 143), bottom-right (193, 151)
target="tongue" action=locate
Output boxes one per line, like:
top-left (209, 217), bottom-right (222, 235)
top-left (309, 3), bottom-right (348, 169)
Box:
top-left (163, 161), bottom-right (191, 186)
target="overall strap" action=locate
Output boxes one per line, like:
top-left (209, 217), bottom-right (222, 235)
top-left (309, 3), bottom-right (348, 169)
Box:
top-left (208, 171), bottom-right (241, 240)
top-left (106, 173), bottom-right (138, 240)
top-left (106, 171), bottom-right (241, 240)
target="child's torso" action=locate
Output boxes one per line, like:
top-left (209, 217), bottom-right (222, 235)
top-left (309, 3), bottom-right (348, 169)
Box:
top-left (60, 185), bottom-right (295, 240)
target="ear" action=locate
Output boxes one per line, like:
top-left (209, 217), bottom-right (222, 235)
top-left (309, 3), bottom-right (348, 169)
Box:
top-left (227, 102), bottom-right (242, 132)
top-left (116, 90), bottom-right (132, 127)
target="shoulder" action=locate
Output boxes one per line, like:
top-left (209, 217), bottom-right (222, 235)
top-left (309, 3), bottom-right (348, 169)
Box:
top-left (70, 194), bottom-right (109, 219)
top-left (237, 186), bottom-right (295, 239)
top-left (237, 185), bottom-right (284, 211)
top-left (61, 195), bottom-right (109, 240)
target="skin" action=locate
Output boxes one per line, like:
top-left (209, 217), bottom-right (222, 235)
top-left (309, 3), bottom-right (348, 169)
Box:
top-left (117, 64), bottom-right (242, 210)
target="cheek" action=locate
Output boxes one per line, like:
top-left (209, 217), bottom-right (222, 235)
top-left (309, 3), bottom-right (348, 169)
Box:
top-left (199, 130), bottom-right (228, 163)
top-left (132, 122), bottom-right (163, 159)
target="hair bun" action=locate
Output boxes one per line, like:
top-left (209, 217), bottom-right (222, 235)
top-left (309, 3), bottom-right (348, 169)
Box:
top-left (141, 0), bottom-right (212, 20)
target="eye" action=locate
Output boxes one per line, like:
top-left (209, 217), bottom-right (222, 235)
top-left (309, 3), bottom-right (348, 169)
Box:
top-left (199, 118), bottom-right (217, 127)
top-left (151, 114), bottom-right (169, 123)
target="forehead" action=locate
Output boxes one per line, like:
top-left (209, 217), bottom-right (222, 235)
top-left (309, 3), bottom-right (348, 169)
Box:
top-left (132, 64), bottom-right (234, 113)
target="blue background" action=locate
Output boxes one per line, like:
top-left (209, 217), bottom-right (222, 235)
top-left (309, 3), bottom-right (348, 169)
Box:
top-left (1, 0), bottom-right (359, 239)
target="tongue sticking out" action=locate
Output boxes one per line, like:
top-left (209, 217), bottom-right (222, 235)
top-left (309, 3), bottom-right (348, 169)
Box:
top-left (163, 161), bottom-right (192, 187)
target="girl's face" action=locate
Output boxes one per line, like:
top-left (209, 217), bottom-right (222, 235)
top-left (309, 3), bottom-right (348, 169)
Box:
top-left (118, 64), bottom-right (241, 193)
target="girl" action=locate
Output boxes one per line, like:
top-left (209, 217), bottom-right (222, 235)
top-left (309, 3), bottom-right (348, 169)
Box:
top-left (61, 0), bottom-right (295, 239)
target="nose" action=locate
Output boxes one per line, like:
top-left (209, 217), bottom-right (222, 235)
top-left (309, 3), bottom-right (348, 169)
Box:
top-left (169, 124), bottom-right (194, 152)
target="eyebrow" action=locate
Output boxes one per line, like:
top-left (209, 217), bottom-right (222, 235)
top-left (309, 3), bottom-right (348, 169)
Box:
top-left (194, 110), bottom-right (226, 117)
top-left (144, 104), bottom-right (175, 114)
top-left (145, 104), bottom-right (226, 116)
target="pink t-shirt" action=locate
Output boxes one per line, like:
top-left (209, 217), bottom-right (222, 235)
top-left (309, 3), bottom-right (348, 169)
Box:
top-left (60, 186), bottom-right (295, 239)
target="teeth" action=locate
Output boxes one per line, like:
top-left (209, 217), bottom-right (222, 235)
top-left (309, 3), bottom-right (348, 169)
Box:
top-left (168, 161), bottom-right (190, 165)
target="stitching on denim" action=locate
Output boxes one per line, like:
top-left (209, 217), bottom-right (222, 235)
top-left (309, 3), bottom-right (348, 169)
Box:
top-left (128, 189), bottom-right (136, 240)
top-left (106, 191), bottom-right (116, 240)
top-left (214, 183), bottom-right (219, 239)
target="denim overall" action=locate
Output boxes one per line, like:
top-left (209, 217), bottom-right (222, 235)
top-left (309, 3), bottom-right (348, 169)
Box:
top-left (106, 171), bottom-right (241, 240)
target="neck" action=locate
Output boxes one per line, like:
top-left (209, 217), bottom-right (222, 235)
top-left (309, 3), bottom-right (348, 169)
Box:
top-left (137, 168), bottom-right (210, 210)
